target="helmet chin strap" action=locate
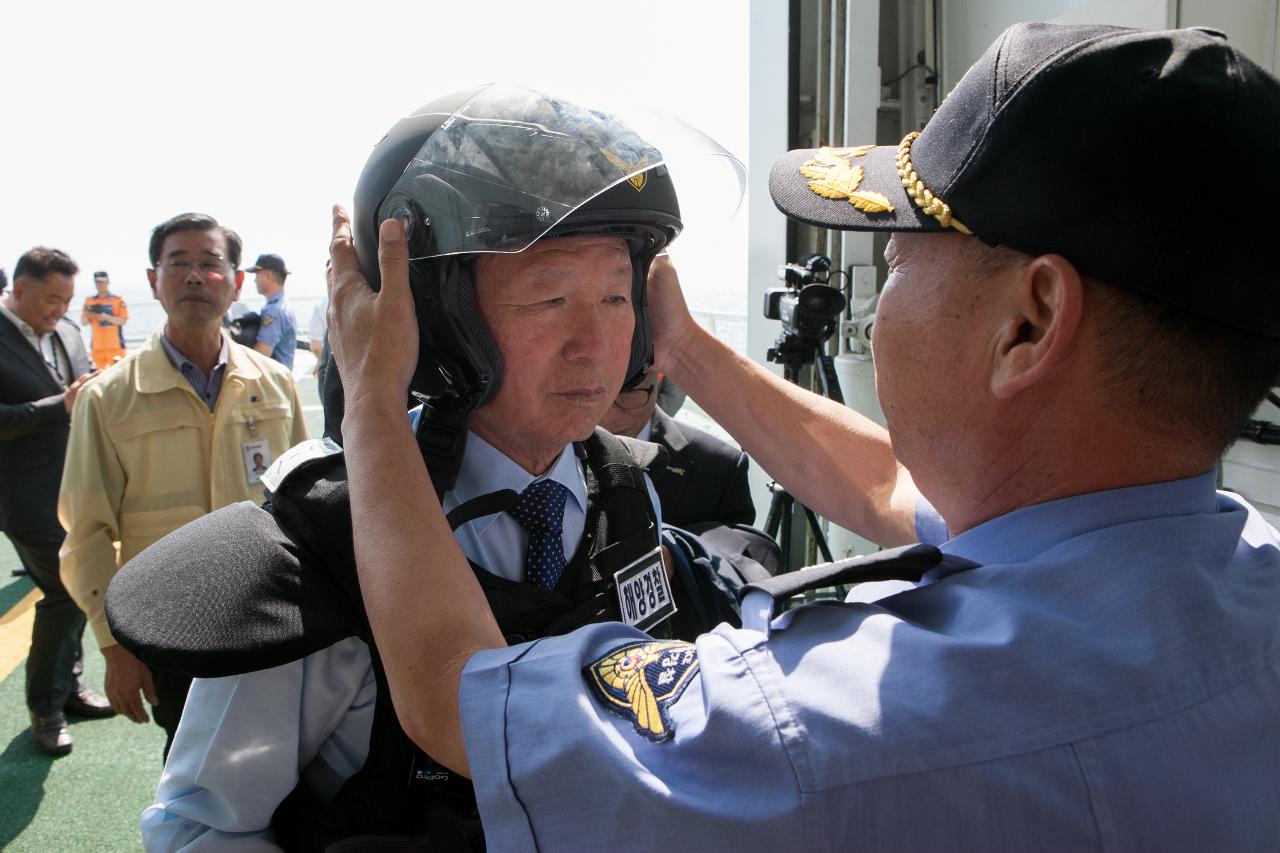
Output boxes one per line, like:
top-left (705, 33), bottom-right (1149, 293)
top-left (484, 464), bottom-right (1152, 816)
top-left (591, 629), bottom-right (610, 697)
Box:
top-left (413, 402), bottom-right (470, 498)
top-left (624, 248), bottom-right (657, 390)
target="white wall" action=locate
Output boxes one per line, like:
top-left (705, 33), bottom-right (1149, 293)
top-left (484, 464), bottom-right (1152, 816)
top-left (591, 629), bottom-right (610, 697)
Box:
top-left (1178, 0), bottom-right (1280, 73)
top-left (840, 1), bottom-right (884, 271)
top-left (938, 0), bottom-right (1172, 90)
top-left (745, 0), bottom-right (794, 524)
top-left (938, 0), bottom-right (1280, 90)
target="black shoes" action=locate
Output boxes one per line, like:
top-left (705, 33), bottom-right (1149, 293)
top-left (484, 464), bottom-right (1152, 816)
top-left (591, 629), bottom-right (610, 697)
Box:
top-left (30, 711), bottom-right (72, 755)
top-left (64, 686), bottom-right (115, 719)
top-left (29, 687), bottom-right (115, 755)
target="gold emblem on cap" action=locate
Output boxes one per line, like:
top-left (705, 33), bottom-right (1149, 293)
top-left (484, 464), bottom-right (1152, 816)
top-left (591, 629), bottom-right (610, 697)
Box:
top-left (798, 146), bottom-right (894, 213)
top-left (895, 132), bottom-right (970, 233)
top-left (602, 148), bottom-right (649, 193)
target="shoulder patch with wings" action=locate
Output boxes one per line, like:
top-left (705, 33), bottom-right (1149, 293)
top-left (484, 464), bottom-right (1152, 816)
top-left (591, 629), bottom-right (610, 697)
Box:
top-left (584, 640), bottom-right (699, 742)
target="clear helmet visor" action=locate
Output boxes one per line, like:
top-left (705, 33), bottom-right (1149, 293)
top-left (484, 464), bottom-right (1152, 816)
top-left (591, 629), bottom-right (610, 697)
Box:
top-left (379, 83), bottom-right (745, 260)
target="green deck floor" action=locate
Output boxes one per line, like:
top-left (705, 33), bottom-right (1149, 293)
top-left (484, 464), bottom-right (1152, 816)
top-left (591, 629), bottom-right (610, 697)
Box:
top-left (0, 539), bottom-right (167, 852)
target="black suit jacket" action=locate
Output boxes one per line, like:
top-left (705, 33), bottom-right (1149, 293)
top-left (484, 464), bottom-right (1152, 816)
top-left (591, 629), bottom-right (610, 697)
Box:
top-left (648, 408), bottom-right (755, 529)
top-left (0, 312), bottom-right (92, 533)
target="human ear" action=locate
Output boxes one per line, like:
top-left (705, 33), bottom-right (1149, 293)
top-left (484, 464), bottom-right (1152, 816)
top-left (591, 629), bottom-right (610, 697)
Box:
top-left (146, 268), bottom-right (158, 298)
top-left (989, 254), bottom-right (1083, 400)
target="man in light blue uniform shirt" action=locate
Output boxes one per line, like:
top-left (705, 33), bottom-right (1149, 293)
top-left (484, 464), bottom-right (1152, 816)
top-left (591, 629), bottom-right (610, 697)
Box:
top-left (246, 253), bottom-right (296, 369)
top-left (328, 23), bottom-right (1280, 851)
top-left (456, 472), bottom-right (1279, 851)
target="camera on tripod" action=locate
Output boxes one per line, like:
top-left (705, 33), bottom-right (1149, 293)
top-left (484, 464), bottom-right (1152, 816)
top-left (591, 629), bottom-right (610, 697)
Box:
top-left (763, 253), bottom-right (846, 348)
top-left (760, 253), bottom-right (850, 570)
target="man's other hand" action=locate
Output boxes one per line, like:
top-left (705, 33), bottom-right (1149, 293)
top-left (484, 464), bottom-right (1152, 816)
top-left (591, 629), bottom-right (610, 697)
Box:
top-left (647, 255), bottom-right (699, 372)
top-left (102, 643), bottom-right (158, 723)
top-left (63, 370), bottom-right (98, 413)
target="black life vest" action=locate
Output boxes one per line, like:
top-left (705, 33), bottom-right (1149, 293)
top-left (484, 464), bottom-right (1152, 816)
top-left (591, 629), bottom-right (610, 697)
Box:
top-left (106, 427), bottom-right (694, 852)
top-left (270, 428), bottom-right (691, 852)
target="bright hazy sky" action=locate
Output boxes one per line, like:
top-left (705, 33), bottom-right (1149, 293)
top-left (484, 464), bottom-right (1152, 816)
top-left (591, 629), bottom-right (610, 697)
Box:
top-left (0, 1), bottom-right (749, 309)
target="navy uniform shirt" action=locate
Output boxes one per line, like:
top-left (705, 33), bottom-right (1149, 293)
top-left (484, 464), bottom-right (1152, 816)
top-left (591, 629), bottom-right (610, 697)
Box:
top-left (459, 470), bottom-right (1280, 851)
top-left (254, 292), bottom-right (296, 370)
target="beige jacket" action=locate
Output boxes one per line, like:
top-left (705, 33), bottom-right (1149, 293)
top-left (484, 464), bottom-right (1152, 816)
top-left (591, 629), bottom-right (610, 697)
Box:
top-left (59, 331), bottom-right (308, 646)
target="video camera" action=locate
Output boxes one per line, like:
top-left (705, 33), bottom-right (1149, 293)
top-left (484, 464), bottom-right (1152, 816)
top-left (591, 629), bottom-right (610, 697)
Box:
top-left (760, 252), bottom-right (848, 405)
top-left (760, 253), bottom-right (849, 570)
top-left (763, 254), bottom-right (846, 348)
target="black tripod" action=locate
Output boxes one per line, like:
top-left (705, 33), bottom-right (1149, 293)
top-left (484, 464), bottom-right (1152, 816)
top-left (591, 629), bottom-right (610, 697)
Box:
top-left (762, 334), bottom-right (845, 572)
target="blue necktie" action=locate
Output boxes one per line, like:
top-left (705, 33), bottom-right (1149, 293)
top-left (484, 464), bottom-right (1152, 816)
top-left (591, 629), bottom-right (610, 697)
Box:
top-left (511, 479), bottom-right (570, 589)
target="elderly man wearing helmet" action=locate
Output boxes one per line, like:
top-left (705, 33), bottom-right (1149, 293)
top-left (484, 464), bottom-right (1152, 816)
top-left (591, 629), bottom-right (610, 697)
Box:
top-left (119, 87), bottom-right (744, 849)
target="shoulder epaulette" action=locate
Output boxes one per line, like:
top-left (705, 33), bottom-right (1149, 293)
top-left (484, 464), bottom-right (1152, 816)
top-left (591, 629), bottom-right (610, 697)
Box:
top-left (741, 543), bottom-right (943, 603)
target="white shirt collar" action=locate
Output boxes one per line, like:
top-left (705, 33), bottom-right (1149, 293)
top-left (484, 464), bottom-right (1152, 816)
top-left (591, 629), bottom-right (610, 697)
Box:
top-left (0, 300), bottom-right (67, 383)
top-left (0, 300), bottom-right (42, 342)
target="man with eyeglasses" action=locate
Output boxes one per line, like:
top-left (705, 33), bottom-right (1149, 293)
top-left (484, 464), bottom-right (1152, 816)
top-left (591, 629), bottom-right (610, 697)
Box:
top-left (601, 370), bottom-right (755, 530)
top-left (58, 212), bottom-right (308, 756)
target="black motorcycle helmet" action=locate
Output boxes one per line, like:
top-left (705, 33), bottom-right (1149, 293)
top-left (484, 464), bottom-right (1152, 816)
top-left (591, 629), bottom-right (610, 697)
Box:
top-left (351, 84), bottom-right (684, 414)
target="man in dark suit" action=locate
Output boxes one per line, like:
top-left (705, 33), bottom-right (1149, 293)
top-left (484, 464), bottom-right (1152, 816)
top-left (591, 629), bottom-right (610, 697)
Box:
top-left (0, 246), bottom-right (112, 755)
top-left (602, 370), bottom-right (756, 529)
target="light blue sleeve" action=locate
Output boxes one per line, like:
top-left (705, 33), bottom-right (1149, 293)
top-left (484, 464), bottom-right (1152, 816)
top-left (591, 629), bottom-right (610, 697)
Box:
top-left (460, 622), bottom-right (804, 853)
top-left (141, 638), bottom-right (376, 852)
top-left (308, 303), bottom-right (327, 341)
top-left (254, 304), bottom-right (284, 348)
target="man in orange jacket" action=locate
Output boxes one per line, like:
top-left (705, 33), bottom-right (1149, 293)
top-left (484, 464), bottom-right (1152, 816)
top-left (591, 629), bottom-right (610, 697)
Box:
top-left (80, 271), bottom-right (127, 368)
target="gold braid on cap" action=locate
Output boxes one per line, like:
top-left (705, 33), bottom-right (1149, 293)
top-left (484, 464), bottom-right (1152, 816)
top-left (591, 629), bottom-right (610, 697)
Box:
top-left (896, 131), bottom-right (971, 234)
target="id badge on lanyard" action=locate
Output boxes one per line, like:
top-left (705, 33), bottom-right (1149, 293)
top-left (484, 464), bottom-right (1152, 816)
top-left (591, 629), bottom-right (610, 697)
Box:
top-left (242, 416), bottom-right (271, 484)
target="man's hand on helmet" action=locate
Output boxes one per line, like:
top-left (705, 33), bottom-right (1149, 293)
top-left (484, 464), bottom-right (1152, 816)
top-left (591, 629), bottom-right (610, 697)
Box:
top-left (646, 254), bottom-right (700, 375)
top-left (328, 205), bottom-right (419, 411)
